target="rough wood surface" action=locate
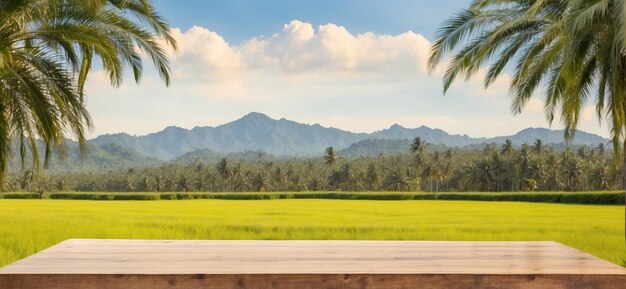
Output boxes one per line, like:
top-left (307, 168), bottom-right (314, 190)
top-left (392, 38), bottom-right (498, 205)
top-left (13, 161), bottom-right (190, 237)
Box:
top-left (1, 239), bottom-right (625, 289)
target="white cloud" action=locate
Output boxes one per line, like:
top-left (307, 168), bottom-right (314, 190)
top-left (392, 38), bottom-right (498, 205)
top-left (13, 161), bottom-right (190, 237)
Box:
top-left (84, 20), bottom-right (610, 139)
top-left (254, 21), bottom-right (431, 74)
top-left (169, 26), bottom-right (243, 79)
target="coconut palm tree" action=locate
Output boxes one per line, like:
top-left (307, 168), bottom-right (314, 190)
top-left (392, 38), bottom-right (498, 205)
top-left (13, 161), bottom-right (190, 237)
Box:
top-left (216, 158), bottom-right (233, 191)
top-left (429, 0), bottom-right (626, 237)
top-left (410, 137), bottom-right (427, 155)
top-left (384, 171), bottom-right (410, 191)
top-left (0, 0), bottom-right (176, 180)
top-left (501, 139), bottom-right (514, 156)
top-left (591, 164), bottom-right (610, 190)
top-left (490, 151), bottom-right (504, 191)
top-left (290, 174), bottom-right (308, 191)
top-left (476, 157), bottom-right (495, 191)
top-left (365, 164), bottom-right (380, 191)
top-left (532, 139), bottom-right (546, 156)
top-left (253, 173), bottom-right (271, 192)
top-left (500, 139), bottom-right (515, 190)
top-left (563, 159), bottom-right (583, 192)
top-left (324, 146), bottom-right (338, 167)
top-left (518, 145), bottom-right (532, 190)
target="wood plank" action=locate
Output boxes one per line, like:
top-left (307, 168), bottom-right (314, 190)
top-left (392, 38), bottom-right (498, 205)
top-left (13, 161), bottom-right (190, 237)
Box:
top-left (1, 239), bottom-right (625, 289)
top-left (2, 274), bottom-right (626, 289)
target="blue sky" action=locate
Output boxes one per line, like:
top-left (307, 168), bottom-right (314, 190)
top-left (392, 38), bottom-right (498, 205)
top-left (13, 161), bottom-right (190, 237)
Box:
top-left (152, 0), bottom-right (467, 43)
top-left (84, 1), bottom-right (608, 138)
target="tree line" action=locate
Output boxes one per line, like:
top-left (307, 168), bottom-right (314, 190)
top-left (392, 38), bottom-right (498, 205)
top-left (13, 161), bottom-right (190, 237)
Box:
top-left (4, 138), bottom-right (619, 193)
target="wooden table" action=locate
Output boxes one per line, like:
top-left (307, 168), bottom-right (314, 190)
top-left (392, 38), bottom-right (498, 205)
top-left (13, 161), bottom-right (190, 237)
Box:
top-left (1, 239), bottom-right (625, 289)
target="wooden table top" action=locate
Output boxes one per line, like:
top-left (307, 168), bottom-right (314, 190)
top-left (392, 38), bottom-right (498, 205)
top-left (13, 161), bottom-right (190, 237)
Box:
top-left (1, 239), bottom-right (625, 275)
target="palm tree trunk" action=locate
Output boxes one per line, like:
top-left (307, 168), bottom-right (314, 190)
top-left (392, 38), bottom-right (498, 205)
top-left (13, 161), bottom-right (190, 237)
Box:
top-left (622, 139), bottom-right (626, 244)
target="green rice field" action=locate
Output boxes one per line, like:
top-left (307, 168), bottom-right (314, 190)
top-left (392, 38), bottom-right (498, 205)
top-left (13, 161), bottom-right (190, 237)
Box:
top-left (0, 199), bottom-right (624, 267)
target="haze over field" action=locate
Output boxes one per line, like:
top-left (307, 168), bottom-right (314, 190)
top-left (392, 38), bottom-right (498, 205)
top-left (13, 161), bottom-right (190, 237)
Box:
top-left (82, 0), bottom-right (612, 139)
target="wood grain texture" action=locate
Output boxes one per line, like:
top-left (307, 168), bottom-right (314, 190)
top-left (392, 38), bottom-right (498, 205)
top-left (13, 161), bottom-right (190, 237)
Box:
top-left (1, 239), bottom-right (625, 289)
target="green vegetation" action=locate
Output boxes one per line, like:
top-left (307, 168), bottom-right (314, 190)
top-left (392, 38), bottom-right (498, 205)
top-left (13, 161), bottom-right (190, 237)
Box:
top-left (0, 191), bottom-right (624, 205)
top-left (6, 142), bottom-right (620, 193)
top-left (0, 199), bottom-right (623, 267)
top-left (0, 0), bottom-right (175, 179)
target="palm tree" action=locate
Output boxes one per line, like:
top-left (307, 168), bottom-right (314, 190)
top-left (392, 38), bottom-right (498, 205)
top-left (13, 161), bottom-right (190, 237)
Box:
top-left (443, 149), bottom-right (453, 190)
top-left (501, 139), bottom-right (514, 156)
top-left (272, 167), bottom-right (289, 191)
top-left (233, 173), bottom-right (250, 192)
top-left (532, 139), bottom-right (546, 156)
top-left (410, 138), bottom-right (428, 187)
top-left (482, 144), bottom-right (495, 155)
top-left (365, 164), bottom-right (380, 191)
top-left (327, 170), bottom-right (343, 190)
top-left (324, 146), bottom-right (338, 167)
top-left (490, 151), bottom-right (503, 191)
top-left (432, 166), bottom-right (446, 193)
top-left (0, 0), bottom-right (176, 180)
top-left (591, 164), bottom-right (610, 190)
top-left (476, 158), bottom-right (495, 191)
top-left (429, 0), bottom-right (626, 237)
top-left (216, 158), bottom-right (233, 191)
top-left (518, 145), bottom-right (532, 190)
top-left (308, 176), bottom-right (326, 191)
top-left (384, 171), bottom-right (410, 191)
top-left (500, 139), bottom-right (515, 190)
top-left (462, 163), bottom-right (479, 191)
top-left (421, 164), bottom-right (433, 191)
top-left (410, 137), bottom-right (427, 155)
top-left (529, 162), bottom-right (546, 189)
top-left (563, 159), bottom-right (583, 192)
top-left (253, 173), bottom-right (271, 192)
top-left (290, 174), bottom-right (308, 191)
top-left (596, 143), bottom-right (606, 158)
top-left (338, 164), bottom-right (356, 191)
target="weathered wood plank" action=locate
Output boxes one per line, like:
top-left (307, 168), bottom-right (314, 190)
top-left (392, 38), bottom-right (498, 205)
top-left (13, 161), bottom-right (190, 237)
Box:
top-left (2, 274), bottom-right (626, 289)
top-left (1, 239), bottom-right (625, 289)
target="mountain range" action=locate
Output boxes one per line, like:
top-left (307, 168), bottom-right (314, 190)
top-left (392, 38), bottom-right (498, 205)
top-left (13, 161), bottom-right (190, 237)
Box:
top-left (9, 112), bottom-right (610, 172)
top-left (92, 112), bottom-right (369, 159)
top-left (91, 112), bottom-right (609, 160)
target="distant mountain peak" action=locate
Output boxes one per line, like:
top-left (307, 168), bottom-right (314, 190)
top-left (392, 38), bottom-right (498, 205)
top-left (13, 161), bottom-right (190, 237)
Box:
top-left (389, 123), bottom-right (406, 130)
top-left (241, 112), bottom-right (272, 121)
top-left (163, 125), bottom-right (184, 131)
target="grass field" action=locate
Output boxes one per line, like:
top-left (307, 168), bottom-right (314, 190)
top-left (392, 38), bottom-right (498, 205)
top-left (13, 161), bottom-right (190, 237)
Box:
top-left (0, 199), bottom-right (624, 267)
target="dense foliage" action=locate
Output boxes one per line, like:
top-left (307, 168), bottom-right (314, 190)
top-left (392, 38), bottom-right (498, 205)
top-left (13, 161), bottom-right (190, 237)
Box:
top-left (2, 191), bottom-right (623, 206)
top-left (4, 139), bottom-right (620, 193)
top-left (0, 0), bottom-right (175, 179)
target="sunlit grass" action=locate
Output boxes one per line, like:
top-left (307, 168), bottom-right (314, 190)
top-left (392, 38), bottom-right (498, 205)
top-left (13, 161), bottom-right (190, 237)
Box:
top-left (0, 199), bottom-right (624, 267)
